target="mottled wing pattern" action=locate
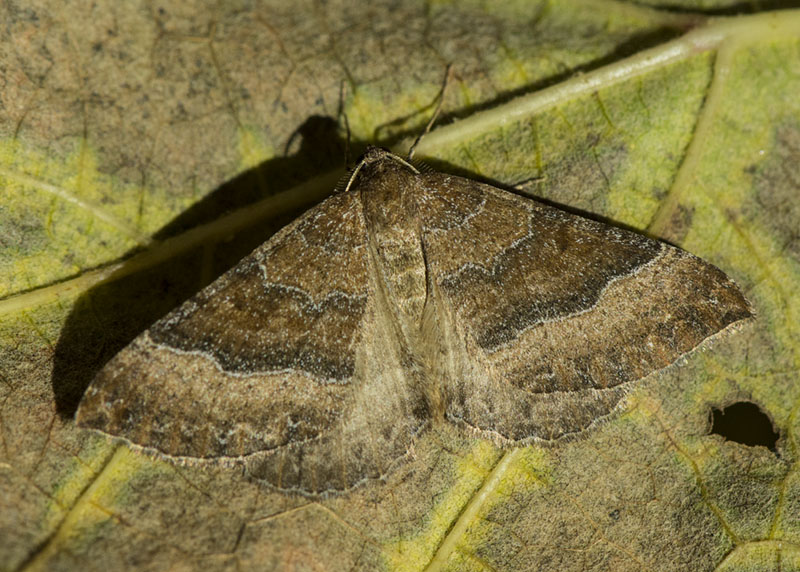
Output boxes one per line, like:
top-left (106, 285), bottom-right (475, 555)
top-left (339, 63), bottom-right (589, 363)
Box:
top-left (76, 190), bottom-right (427, 495)
top-left (417, 173), bottom-right (752, 443)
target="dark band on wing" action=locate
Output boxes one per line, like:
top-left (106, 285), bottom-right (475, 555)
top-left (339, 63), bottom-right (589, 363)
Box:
top-left (495, 250), bottom-right (753, 393)
top-left (439, 211), bottom-right (662, 351)
top-left (149, 265), bottom-right (367, 382)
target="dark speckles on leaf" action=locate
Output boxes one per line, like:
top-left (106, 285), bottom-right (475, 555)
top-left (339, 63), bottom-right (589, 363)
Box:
top-left (752, 123), bottom-right (800, 262)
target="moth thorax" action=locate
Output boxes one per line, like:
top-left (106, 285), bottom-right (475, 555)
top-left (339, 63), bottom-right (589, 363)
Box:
top-left (362, 176), bottom-right (428, 328)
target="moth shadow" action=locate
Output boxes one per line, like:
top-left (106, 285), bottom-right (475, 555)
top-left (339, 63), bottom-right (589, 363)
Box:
top-left (51, 116), bottom-right (350, 420)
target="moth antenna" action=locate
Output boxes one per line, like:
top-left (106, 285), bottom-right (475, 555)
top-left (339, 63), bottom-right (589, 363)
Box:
top-left (342, 160), bottom-right (365, 195)
top-left (339, 145), bottom-right (422, 196)
top-left (407, 63), bottom-right (454, 162)
top-left (385, 152), bottom-right (420, 175)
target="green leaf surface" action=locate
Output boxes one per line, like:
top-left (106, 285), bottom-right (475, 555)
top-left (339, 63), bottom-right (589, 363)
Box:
top-left (1, 2), bottom-right (799, 571)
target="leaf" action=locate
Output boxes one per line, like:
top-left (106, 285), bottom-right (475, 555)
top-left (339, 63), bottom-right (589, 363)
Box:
top-left (1, 2), bottom-right (799, 571)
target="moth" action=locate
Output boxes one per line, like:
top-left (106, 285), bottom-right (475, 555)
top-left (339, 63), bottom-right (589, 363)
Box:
top-left (77, 146), bottom-right (752, 496)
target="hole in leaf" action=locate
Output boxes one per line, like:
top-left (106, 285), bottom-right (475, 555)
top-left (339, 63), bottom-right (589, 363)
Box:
top-left (709, 401), bottom-right (778, 452)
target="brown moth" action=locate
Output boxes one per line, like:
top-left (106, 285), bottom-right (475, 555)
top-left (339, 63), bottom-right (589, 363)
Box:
top-left (76, 147), bottom-right (752, 496)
